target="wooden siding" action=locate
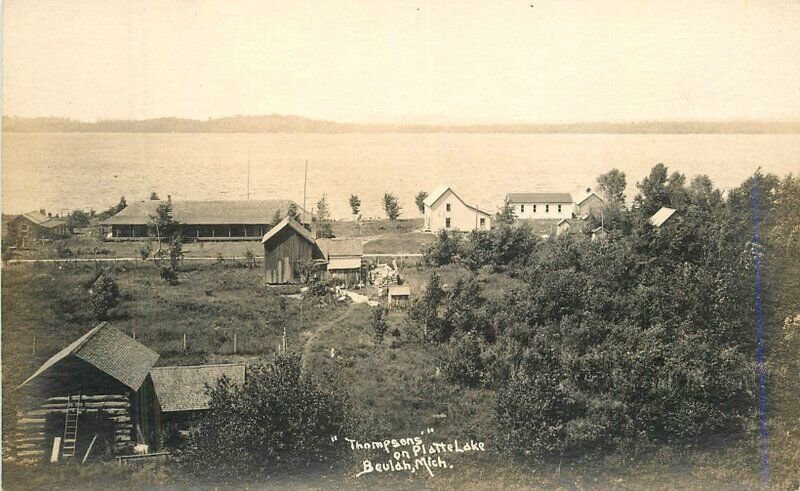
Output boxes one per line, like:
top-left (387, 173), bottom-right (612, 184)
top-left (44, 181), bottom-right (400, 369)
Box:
top-left (263, 226), bottom-right (321, 283)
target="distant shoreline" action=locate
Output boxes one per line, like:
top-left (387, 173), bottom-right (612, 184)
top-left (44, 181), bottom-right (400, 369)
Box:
top-left (4, 116), bottom-right (800, 135)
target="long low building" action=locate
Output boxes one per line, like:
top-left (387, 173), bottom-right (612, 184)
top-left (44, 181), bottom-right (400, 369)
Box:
top-left (101, 199), bottom-right (307, 241)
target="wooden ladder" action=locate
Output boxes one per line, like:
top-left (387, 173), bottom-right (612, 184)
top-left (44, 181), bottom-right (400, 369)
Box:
top-left (61, 394), bottom-right (81, 459)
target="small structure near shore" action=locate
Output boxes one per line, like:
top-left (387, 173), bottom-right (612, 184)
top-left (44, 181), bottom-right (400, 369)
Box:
top-left (6, 210), bottom-right (70, 246)
top-left (317, 238), bottom-right (365, 288)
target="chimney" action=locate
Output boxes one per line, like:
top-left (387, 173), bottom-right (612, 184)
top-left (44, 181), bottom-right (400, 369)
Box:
top-left (586, 187), bottom-right (591, 193)
top-left (39, 208), bottom-right (46, 215)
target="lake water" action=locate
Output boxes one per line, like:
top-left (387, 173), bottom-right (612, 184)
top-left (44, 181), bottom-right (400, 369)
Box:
top-left (2, 132), bottom-right (798, 219)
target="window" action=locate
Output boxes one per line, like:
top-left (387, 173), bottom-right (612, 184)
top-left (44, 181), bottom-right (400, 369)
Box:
top-left (545, 204), bottom-right (550, 213)
top-left (446, 203), bottom-right (451, 212)
top-left (558, 204), bottom-right (562, 213)
top-left (480, 218), bottom-right (486, 227)
top-left (445, 218), bottom-right (451, 228)
top-left (520, 205), bottom-right (525, 213)
top-left (533, 204), bottom-right (537, 213)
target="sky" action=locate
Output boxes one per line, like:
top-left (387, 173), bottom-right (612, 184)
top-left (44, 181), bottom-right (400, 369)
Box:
top-left (3, 0), bottom-right (800, 124)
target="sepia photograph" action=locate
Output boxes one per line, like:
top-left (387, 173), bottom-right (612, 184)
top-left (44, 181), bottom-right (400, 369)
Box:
top-left (1, 1), bottom-right (799, 489)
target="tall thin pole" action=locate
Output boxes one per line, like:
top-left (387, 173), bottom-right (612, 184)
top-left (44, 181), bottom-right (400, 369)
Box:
top-left (247, 149), bottom-right (251, 200)
top-left (302, 160), bottom-right (308, 224)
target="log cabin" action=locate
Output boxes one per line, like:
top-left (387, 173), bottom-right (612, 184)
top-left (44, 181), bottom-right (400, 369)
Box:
top-left (12, 322), bottom-right (161, 463)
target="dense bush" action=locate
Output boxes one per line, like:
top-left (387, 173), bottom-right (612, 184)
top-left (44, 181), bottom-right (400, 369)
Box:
top-left (410, 166), bottom-right (793, 460)
top-left (181, 354), bottom-right (351, 478)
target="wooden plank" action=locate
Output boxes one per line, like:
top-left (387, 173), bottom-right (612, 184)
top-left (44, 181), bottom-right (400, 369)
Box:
top-left (50, 437), bottom-right (61, 463)
top-left (83, 434), bottom-right (98, 463)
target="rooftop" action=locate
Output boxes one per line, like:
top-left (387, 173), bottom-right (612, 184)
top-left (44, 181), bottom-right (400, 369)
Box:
top-left (150, 363), bottom-right (246, 412)
top-left (506, 192), bottom-right (573, 203)
top-left (19, 322), bottom-right (159, 391)
top-left (649, 207), bottom-right (677, 227)
top-left (102, 199), bottom-right (306, 226)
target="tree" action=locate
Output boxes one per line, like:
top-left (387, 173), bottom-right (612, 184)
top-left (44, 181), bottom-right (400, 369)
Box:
top-left (149, 200), bottom-right (178, 246)
top-left (272, 208), bottom-right (282, 225)
top-left (634, 163), bottom-right (669, 216)
top-left (116, 196), bottom-right (127, 213)
top-left (596, 168), bottom-right (627, 204)
top-left (89, 271), bottom-right (120, 320)
top-left (67, 209), bottom-right (90, 229)
top-left (495, 201), bottom-right (516, 225)
top-left (348, 194), bottom-right (361, 218)
top-left (415, 191), bottom-right (428, 214)
top-left (315, 193), bottom-right (334, 238)
top-left (371, 307), bottom-right (389, 343)
top-left (287, 202), bottom-right (300, 222)
top-left (149, 192), bottom-right (160, 200)
top-left (382, 193), bottom-right (401, 221)
top-left (182, 354), bottom-right (351, 478)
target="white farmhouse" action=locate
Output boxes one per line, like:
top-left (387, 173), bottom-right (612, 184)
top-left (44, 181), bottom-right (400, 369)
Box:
top-left (423, 185), bottom-right (492, 232)
top-left (506, 193), bottom-right (574, 220)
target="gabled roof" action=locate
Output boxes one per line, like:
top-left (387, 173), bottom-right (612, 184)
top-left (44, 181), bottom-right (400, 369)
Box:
top-left (423, 185), bottom-right (451, 207)
top-left (506, 193), bottom-right (573, 203)
top-left (575, 191), bottom-right (604, 206)
top-left (261, 217), bottom-right (316, 245)
top-left (18, 322), bottom-right (159, 391)
top-left (16, 211), bottom-right (51, 225)
top-left (423, 185), bottom-right (491, 216)
top-left (649, 207), bottom-right (677, 227)
top-left (102, 199), bottom-right (305, 225)
top-left (150, 363), bottom-right (246, 412)
top-left (557, 219), bottom-right (569, 226)
top-left (316, 238), bottom-right (363, 257)
top-left (592, 226), bottom-right (607, 233)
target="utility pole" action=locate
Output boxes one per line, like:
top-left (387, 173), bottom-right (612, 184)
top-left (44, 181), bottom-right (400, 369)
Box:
top-left (302, 160), bottom-right (308, 225)
top-left (247, 149), bottom-right (251, 200)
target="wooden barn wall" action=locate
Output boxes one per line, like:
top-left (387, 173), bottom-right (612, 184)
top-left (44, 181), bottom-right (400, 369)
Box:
top-left (263, 228), bottom-right (320, 283)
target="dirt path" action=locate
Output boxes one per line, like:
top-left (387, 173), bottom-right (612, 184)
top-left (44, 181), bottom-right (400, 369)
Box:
top-left (301, 304), bottom-right (356, 371)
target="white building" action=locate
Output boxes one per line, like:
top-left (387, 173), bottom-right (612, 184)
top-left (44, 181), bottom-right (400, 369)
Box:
top-left (506, 193), bottom-right (574, 220)
top-left (423, 185), bottom-right (492, 232)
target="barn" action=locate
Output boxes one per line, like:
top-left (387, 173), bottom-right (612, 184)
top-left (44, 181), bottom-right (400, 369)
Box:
top-left (262, 217), bottom-right (325, 284)
top-left (12, 322), bottom-right (161, 463)
top-left (574, 189), bottom-right (605, 219)
top-left (317, 238), bottom-right (365, 287)
top-left (150, 363), bottom-right (245, 426)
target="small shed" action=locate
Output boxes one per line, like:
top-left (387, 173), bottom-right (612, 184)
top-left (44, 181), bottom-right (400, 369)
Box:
top-left (13, 322), bottom-right (161, 463)
top-left (556, 219), bottom-right (571, 236)
top-left (262, 218), bottom-right (324, 284)
top-left (150, 364), bottom-right (245, 425)
top-left (317, 238), bottom-right (365, 287)
top-left (387, 285), bottom-right (411, 309)
top-left (591, 226), bottom-right (608, 242)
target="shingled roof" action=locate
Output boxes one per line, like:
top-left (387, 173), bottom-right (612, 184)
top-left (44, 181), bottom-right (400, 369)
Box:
top-left (102, 199), bottom-right (305, 225)
top-left (316, 238), bottom-right (363, 257)
top-left (150, 364), bottom-right (246, 412)
top-left (18, 322), bottom-right (159, 391)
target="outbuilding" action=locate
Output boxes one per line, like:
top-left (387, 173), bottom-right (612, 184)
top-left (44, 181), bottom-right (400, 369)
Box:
top-left (387, 285), bottom-right (411, 309)
top-left (13, 322), bottom-right (161, 463)
top-left (317, 238), bottom-right (365, 287)
top-left (262, 217), bottom-right (325, 284)
top-left (150, 363), bottom-right (245, 426)
top-left (574, 189), bottom-right (606, 219)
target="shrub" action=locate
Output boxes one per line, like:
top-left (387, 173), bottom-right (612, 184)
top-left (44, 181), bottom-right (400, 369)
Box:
top-left (422, 230), bottom-right (463, 267)
top-left (370, 307), bottom-right (388, 343)
top-left (439, 332), bottom-right (485, 387)
top-left (181, 355), bottom-right (351, 478)
top-left (89, 271), bottom-right (120, 320)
